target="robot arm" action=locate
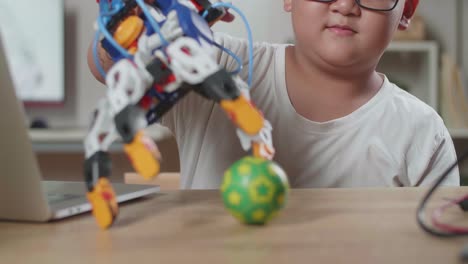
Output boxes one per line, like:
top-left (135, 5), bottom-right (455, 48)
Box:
top-left (85, 0), bottom-right (275, 229)
top-left (83, 60), bottom-right (161, 229)
top-left (166, 37), bottom-right (275, 160)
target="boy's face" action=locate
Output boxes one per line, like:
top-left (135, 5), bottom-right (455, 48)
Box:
top-left (284, 0), bottom-right (406, 71)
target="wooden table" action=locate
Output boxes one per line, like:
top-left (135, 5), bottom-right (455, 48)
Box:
top-left (1, 187), bottom-right (468, 264)
top-left (125, 172), bottom-right (180, 190)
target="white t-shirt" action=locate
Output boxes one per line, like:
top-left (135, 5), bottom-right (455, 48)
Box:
top-left (161, 33), bottom-right (460, 189)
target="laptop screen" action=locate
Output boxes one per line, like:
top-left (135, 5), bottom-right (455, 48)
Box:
top-left (0, 0), bottom-right (64, 105)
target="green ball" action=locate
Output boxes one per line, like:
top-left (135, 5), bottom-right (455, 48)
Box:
top-left (221, 156), bottom-right (289, 225)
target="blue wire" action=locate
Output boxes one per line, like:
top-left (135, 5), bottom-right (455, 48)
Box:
top-left (93, 31), bottom-right (107, 79)
top-left (196, 30), bottom-right (243, 75)
top-left (100, 9), bottom-right (120, 17)
top-left (215, 42), bottom-right (242, 75)
top-left (134, 0), bottom-right (169, 47)
top-left (92, 6), bottom-right (123, 79)
top-left (94, 2), bottom-right (249, 80)
top-left (203, 3), bottom-right (254, 88)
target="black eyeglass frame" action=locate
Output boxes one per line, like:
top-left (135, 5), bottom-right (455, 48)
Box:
top-left (310, 0), bottom-right (400, 12)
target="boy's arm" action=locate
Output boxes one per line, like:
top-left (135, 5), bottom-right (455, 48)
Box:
top-left (87, 42), bottom-right (113, 84)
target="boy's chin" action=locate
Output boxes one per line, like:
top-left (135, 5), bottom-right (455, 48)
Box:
top-left (317, 50), bottom-right (362, 68)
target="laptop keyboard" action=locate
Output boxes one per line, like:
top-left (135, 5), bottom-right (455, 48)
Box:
top-left (47, 193), bottom-right (83, 204)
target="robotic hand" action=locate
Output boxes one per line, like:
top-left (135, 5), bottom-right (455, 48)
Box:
top-left (85, 0), bottom-right (275, 229)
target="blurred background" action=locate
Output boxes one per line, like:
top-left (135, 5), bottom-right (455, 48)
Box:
top-left (0, 0), bottom-right (467, 185)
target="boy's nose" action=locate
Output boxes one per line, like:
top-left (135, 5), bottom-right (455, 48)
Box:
top-left (329, 0), bottom-right (361, 16)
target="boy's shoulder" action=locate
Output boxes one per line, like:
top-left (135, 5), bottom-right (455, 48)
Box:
top-left (384, 78), bottom-right (446, 133)
top-left (213, 32), bottom-right (287, 58)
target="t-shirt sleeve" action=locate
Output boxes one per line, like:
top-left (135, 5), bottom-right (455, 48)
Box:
top-left (213, 32), bottom-right (280, 91)
top-left (405, 117), bottom-right (460, 187)
top-left (213, 32), bottom-right (249, 74)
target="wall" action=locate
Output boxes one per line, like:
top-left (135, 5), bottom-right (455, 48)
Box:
top-left (26, 0), bottom-right (105, 128)
top-left (211, 0), bottom-right (294, 43)
top-left (463, 0), bottom-right (468, 88)
top-left (417, 0), bottom-right (459, 58)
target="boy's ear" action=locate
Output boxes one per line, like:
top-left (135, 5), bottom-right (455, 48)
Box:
top-left (284, 0), bottom-right (292, 12)
top-left (399, 0), bottom-right (418, 30)
top-left (398, 15), bottom-right (410, 30)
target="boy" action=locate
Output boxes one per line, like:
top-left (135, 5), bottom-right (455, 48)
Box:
top-left (88, 0), bottom-right (460, 188)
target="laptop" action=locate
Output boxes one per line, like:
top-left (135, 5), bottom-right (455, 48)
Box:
top-left (0, 36), bottom-right (159, 222)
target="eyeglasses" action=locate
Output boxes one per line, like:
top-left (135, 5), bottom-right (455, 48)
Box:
top-left (310, 0), bottom-right (399, 12)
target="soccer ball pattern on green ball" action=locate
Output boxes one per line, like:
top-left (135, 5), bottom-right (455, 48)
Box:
top-left (221, 156), bottom-right (289, 225)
